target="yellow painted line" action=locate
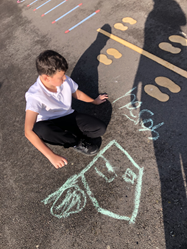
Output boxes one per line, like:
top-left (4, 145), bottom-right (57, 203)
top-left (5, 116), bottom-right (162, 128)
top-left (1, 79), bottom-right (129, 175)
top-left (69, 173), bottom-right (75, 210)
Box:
top-left (97, 28), bottom-right (187, 79)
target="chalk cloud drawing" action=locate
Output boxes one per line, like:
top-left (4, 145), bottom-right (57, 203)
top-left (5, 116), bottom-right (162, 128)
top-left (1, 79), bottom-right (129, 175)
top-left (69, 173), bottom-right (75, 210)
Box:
top-left (42, 140), bottom-right (144, 224)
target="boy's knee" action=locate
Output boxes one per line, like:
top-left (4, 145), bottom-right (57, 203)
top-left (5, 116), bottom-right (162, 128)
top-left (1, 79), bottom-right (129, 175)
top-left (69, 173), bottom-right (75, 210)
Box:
top-left (98, 122), bottom-right (107, 137)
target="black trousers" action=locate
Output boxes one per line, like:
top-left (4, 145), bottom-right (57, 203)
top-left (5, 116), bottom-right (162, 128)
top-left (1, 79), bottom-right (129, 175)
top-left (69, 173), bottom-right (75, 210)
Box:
top-left (33, 111), bottom-right (106, 147)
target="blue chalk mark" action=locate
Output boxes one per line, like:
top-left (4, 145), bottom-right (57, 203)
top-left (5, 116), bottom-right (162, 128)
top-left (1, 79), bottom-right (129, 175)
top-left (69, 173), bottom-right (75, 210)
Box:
top-left (123, 168), bottom-right (137, 185)
top-left (54, 4), bottom-right (81, 22)
top-left (123, 114), bottom-right (138, 124)
top-left (138, 109), bottom-right (164, 140)
top-left (94, 167), bottom-right (116, 183)
top-left (42, 175), bottom-right (87, 219)
top-left (139, 109), bottom-right (154, 119)
top-left (35, 0), bottom-right (51, 10)
top-left (28, 0), bottom-right (39, 6)
top-left (43, 0), bottom-right (66, 16)
top-left (130, 166), bottom-right (143, 224)
top-left (100, 155), bottom-right (115, 173)
top-left (113, 87), bottom-right (164, 140)
top-left (112, 87), bottom-right (137, 104)
top-left (144, 122), bottom-right (164, 141)
top-left (94, 154), bottom-right (117, 183)
top-left (42, 140), bottom-right (144, 224)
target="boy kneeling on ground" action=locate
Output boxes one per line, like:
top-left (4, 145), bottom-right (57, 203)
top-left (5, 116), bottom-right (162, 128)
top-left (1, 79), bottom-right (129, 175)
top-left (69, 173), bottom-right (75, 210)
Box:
top-left (25, 50), bottom-right (108, 169)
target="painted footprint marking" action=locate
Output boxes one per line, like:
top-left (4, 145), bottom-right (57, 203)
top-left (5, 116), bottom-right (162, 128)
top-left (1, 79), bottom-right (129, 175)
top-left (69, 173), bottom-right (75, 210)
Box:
top-left (144, 77), bottom-right (181, 102)
top-left (114, 17), bottom-right (137, 31)
top-left (155, 76), bottom-right (181, 93)
top-left (97, 48), bottom-right (122, 65)
top-left (114, 23), bottom-right (128, 31)
top-left (98, 17), bottom-right (137, 65)
top-left (169, 35), bottom-right (187, 46)
top-left (122, 17), bottom-right (137, 25)
top-left (144, 85), bottom-right (169, 102)
top-left (107, 48), bottom-right (122, 59)
top-left (159, 42), bottom-right (181, 54)
top-left (152, 35), bottom-right (185, 101)
top-left (98, 17), bottom-right (136, 65)
top-left (97, 54), bottom-right (112, 65)
top-left (159, 35), bottom-right (187, 54)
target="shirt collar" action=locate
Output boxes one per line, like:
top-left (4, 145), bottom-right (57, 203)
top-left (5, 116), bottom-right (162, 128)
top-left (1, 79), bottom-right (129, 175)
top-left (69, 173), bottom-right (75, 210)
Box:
top-left (38, 76), bottom-right (61, 95)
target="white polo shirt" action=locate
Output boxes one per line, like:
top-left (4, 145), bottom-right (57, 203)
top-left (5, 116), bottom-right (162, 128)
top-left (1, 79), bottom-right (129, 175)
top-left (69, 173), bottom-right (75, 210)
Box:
top-left (25, 75), bottom-right (78, 122)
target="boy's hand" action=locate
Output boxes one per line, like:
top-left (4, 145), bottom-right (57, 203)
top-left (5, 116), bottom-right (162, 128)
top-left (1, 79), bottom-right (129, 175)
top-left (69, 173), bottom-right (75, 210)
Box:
top-left (49, 154), bottom-right (68, 169)
top-left (93, 94), bottom-right (108, 105)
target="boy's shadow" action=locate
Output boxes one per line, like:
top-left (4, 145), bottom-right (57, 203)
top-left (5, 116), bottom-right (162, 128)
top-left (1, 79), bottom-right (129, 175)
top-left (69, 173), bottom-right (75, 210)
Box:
top-left (132, 0), bottom-right (187, 248)
top-left (0, 82), bottom-right (3, 89)
top-left (70, 24), bottom-right (112, 127)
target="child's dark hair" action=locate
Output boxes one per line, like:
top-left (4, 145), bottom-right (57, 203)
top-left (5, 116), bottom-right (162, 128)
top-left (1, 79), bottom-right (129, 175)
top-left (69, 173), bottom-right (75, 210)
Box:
top-left (36, 50), bottom-right (68, 76)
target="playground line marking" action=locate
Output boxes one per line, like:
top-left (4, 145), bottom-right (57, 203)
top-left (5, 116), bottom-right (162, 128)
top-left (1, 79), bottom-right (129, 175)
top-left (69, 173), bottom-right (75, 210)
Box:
top-left (65, 10), bottom-right (100, 33)
top-left (33, 0), bottom-right (51, 11)
top-left (97, 28), bottom-right (187, 79)
top-left (27, 0), bottom-right (39, 7)
top-left (42, 0), bottom-right (67, 17)
top-left (52, 3), bottom-right (82, 24)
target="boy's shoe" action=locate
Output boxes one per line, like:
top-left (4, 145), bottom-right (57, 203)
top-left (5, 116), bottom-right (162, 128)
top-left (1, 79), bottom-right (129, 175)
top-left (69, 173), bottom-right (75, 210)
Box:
top-left (73, 139), bottom-right (99, 156)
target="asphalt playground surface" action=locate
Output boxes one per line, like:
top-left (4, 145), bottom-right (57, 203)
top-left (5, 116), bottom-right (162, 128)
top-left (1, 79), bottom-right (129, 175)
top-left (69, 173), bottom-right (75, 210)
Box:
top-left (1, 0), bottom-right (187, 248)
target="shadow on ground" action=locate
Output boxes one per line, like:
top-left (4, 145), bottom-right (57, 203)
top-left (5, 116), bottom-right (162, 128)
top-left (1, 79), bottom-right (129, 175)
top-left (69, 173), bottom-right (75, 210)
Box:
top-left (132, 0), bottom-right (187, 248)
top-left (71, 24), bottom-right (112, 127)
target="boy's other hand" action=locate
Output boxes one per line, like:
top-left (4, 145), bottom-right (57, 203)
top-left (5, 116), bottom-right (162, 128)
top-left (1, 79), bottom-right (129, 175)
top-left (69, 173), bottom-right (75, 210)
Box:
top-left (93, 94), bottom-right (108, 105)
top-left (49, 154), bottom-right (68, 169)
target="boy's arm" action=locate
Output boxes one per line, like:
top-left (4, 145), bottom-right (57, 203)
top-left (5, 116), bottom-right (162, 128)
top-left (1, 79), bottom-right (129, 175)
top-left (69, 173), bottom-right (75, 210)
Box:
top-left (72, 89), bottom-right (108, 105)
top-left (25, 110), bottom-right (67, 169)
